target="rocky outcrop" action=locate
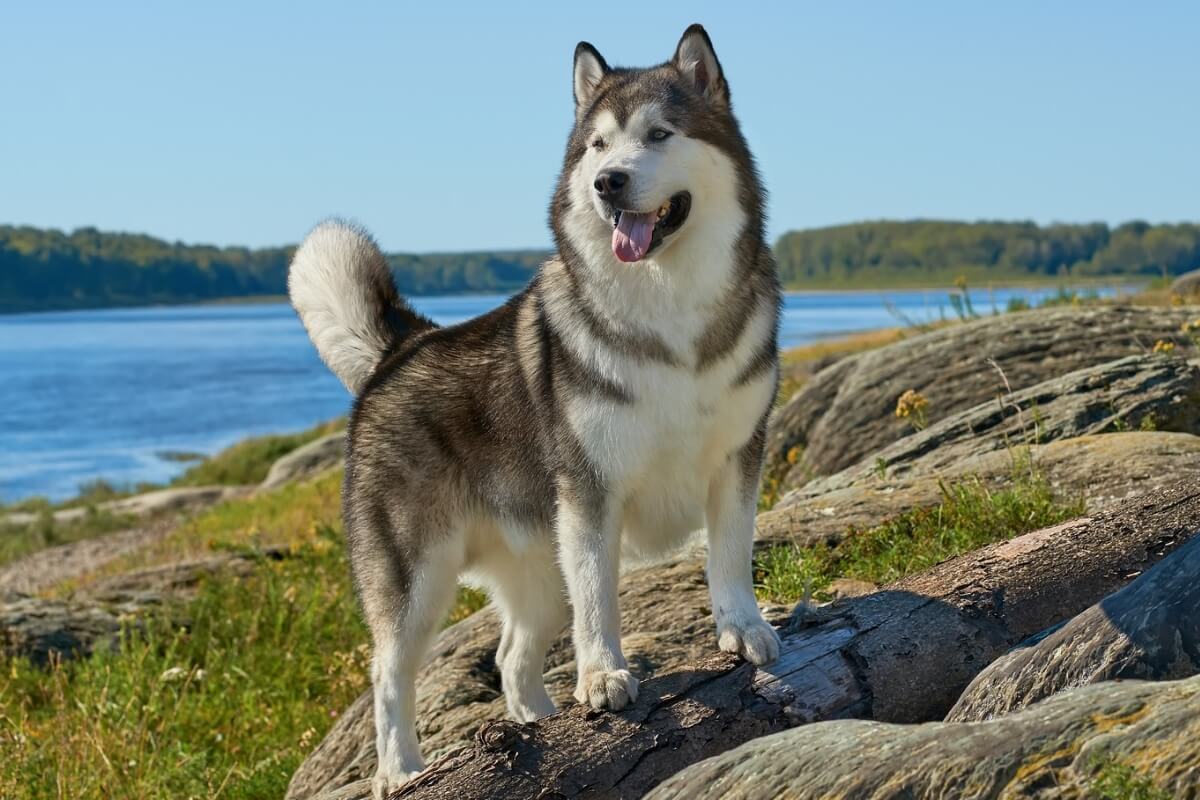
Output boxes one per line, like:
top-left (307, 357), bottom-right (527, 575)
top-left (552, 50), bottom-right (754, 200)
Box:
top-left (0, 516), bottom-right (178, 595)
top-left (0, 596), bottom-right (133, 666)
top-left (767, 306), bottom-right (1200, 482)
top-left (947, 534), bottom-right (1200, 723)
top-left (779, 355), bottom-right (1200, 499)
top-left (0, 546), bottom-right (288, 665)
top-left (289, 483), bottom-right (1200, 800)
top-left (260, 431), bottom-right (346, 491)
top-left (1, 485), bottom-right (253, 528)
top-left (647, 674), bottom-right (1200, 800)
top-left (1170, 269), bottom-right (1200, 298)
top-left (758, 431), bottom-right (1200, 548)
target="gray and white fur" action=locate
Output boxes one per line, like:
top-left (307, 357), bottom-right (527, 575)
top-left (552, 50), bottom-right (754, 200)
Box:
top-left (289, 24), bottom-right (781, 799)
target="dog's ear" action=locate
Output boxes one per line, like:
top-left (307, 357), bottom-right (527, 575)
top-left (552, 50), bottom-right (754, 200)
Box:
top-left (673, 24), bottom-right (729, 108)
top-left (573, 42), bottom-right (609, 117)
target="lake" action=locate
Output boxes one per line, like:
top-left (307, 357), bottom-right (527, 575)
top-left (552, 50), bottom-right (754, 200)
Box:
top-left (0, 285), bottom-right (1131, 502)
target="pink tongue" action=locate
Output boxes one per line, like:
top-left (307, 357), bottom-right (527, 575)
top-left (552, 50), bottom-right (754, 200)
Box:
top-left (612, 211), bottom-right (656, 263)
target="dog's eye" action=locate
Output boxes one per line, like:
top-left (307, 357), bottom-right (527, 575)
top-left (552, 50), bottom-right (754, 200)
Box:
top-left (591, 137), bottom-right (606, 150)
top-left (649, 128), bottom-right (673, 142)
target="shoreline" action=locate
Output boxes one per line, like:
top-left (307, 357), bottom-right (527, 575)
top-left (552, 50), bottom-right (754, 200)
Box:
top-left (0, 278), bottom-right (1150, 317)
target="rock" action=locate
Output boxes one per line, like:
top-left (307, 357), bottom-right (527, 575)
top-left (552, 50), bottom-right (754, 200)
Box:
top-left (767, 305), bottom-right (1200, 482)
top-left (289, 482), bottom-right (1200, 800)
top-left (0, 596), bottom-right (131, 665)
top-left (261, 432), bottom-right (346, 491)
top-left (0, 516), bottom-right (177, 595)
top-left (647, 674), bottom-right (1200, 800)
top-left (759, 432), bottom-right (1200, 548)
top-left (1170, 269), bottom-right (1200, 297)
top-left (824, 578), bottom-right (876, 599)
top-left (783, 355), bottom-right (1200, 499)
top-left (947, 534), bottom-right (1200, 723)
top-left (0, 546), bottom-right (289, 664)
top-left (286, 556), bottom-right (737, 800)
top-left (1, 485), bottom-right (253, 527)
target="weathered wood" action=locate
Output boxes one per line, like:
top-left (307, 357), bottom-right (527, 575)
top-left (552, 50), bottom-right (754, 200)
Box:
top-left (647, 674), bottom-right (1200, 800)
top-left (365, 483), bottom-right (1200, 800)
top-left (766, 305), bottom-right (1200, 482)
top-left (947, 533), bottom-right (1200, 722)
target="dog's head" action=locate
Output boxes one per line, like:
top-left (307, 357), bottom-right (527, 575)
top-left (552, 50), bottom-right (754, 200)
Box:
top-left (553, 25), bottom-right (760, 268)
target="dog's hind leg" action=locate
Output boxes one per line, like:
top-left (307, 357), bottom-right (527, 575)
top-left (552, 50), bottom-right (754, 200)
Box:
top-left (486, 543), bottom-right (569, 721)
top-left (353, 520), bottom-right (464, 800)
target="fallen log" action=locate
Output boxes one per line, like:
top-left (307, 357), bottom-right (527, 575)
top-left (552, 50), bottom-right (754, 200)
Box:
top-left (381, 484), bottom-right (1200, 800)
top-left (646, 674), bottom-right (1200, 800)
top-left (947, 533), bottom-right (1200, 722)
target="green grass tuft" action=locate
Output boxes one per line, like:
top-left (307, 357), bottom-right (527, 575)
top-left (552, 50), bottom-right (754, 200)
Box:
top-left (171, 418), bottom-right (344, 488)
top-left (755, 469), bottom-right (1085, 604)
top-left (1088, 759), bottom-right (1173, 800)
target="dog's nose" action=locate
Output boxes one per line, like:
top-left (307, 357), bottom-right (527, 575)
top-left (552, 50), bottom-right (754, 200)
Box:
top-left (593, 170), bottom-right (629, 198)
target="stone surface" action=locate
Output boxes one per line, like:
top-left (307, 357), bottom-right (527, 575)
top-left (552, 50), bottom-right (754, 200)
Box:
top-left (261, 431), bottom-right (346, 491)
top-left (767, 305), bottom-right (1200, 482)
top-left (947, 534), bottom-right (1200, 723)
top-left (1170, 269), bottom-right (1200, 298)
top-left (0, 516), bottom-right (177, 595)
top-left (648, 675), bottom-right (1200, 800)
top-left (0, 547), bottom-right (288, 665)
top-left (783, 355), bottom-right (1200, 499)
top-left (758, 431), bottom-right (1200, 548)
top-left (290, 482), bottom-right (1200, 800)
top-left (1, 485), bottom-right (252, 527)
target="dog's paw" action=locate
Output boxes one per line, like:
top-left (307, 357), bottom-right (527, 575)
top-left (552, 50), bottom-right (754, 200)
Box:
top-left (372, 765), bottom-right (423, 800)
top-left (574, 668), bottom-right (639, 710)
top-left (717, 615), bottom-right (781, 666)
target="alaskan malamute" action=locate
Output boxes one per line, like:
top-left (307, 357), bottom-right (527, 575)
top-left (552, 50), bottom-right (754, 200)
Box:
top-left (289, 24), bottom-right (781, 798)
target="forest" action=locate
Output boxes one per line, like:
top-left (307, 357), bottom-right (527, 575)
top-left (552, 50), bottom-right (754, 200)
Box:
top-left (3, 220), bottom-right (1199, 312)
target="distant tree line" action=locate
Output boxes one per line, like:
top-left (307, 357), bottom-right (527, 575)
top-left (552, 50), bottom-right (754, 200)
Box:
top-left (775, 220), bottom-right (1200, 287)
top-left (3, 220), bottom-right (1199, 312)
top-left (0, 225), bottom-right (547, 313)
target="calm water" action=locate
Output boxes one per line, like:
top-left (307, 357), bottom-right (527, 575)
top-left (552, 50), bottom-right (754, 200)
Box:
top-left (0, 286), bottom-right (1130, 502)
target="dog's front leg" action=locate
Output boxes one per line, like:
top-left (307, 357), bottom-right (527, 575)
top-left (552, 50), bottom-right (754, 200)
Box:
top-left (556, 481), bottom-right (638, 710)
top-left (705, 439), bottom-right (781, 665)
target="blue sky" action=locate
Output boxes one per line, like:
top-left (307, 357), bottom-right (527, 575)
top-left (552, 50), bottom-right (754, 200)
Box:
top-left (2, 1), bottom-right (1197, 252)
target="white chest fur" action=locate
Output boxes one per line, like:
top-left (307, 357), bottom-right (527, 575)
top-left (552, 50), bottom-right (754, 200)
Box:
top-left (559, 291), bottom-right (776, 555)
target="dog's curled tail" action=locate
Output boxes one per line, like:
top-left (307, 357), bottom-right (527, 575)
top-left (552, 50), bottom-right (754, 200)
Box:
top-left (289, 220), bottom-right (435, 395)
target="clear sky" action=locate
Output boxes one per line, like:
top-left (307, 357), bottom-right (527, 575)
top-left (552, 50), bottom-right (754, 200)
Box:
top-left (2, 1), bottom-right (1197, 252)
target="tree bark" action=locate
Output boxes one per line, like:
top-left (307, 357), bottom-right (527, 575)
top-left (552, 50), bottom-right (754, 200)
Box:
top-left (388, 483), bottom-right (1200, 800)
top-left (947, 533), bottom-right (1200, 722)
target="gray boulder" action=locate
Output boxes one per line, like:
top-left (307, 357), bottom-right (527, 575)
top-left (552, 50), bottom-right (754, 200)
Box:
top-left (768, 305), bottom-right (1200, 483)
top-left (759, 431), bottom-right (1200, 548)
top-left (1170, 269), bottom-right (1200, 297)
top-left (647, 674), bottom-right (1200, 800)
top-left (261, 431), bottom-right (346, 491)
top-left (782, 354), bottom-right (1200, 500)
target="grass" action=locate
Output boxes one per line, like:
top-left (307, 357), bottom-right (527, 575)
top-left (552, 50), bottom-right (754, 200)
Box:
top-left (1, 474), bottom-right (487, 800)
top-left (0, 508), bottom-right (137, 568)
top-left (754, 466), bottom-right (1085, 604)
top-left (1088, 758), bottom-right (1173, 800)
top-left (170, 418), bottom-right (344, 488)
top-left (0, 419), bottom-right (347, 571)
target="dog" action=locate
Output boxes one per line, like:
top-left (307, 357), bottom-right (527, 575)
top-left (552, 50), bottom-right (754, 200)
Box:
top-left (289, 24), bottom-right (781, 798)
